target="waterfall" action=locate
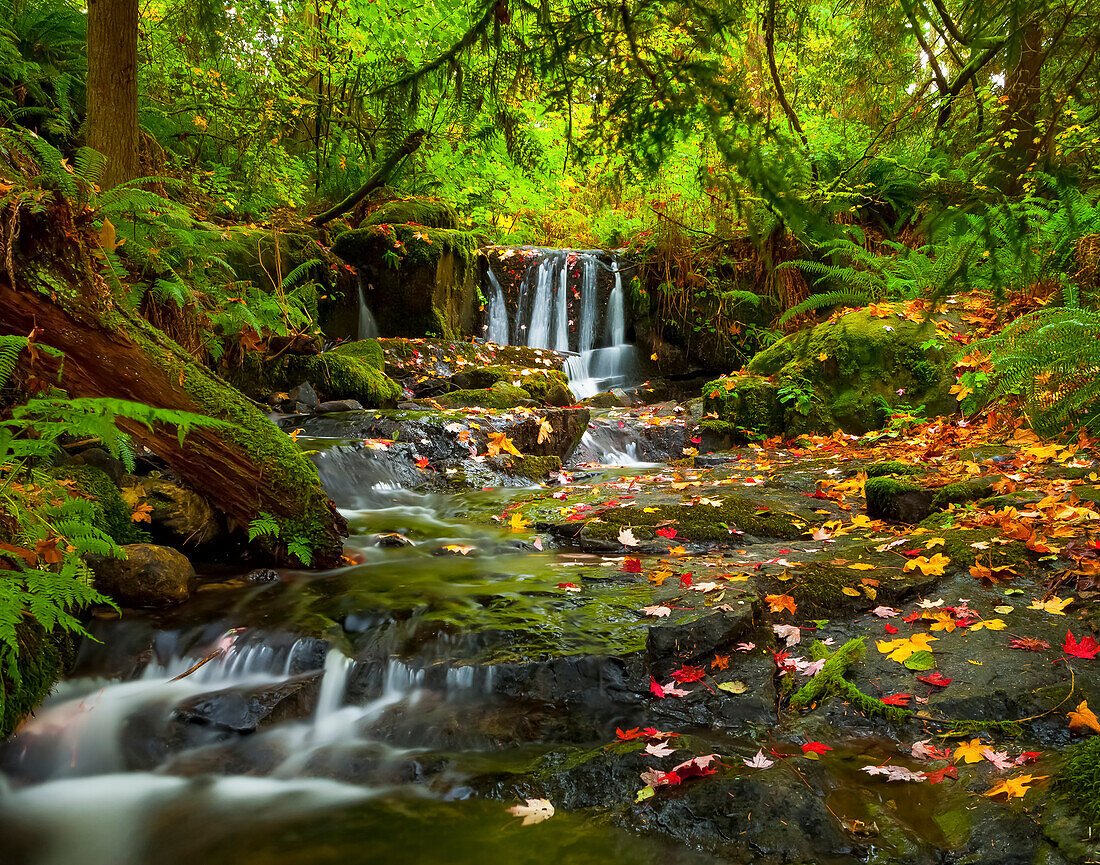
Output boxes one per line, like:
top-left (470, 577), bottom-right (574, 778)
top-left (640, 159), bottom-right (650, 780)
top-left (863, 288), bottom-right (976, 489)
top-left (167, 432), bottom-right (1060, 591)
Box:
top-left (357, 277), bottom-right (378, 340)
top-left (485, 270), bottom-right (509, 344)
top-left (485, 248), bottom-right (639, 399)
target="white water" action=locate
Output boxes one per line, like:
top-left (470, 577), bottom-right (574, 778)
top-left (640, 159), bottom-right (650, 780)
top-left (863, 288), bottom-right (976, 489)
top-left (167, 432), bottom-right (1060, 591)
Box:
top-left (485, 270), bottom-right (509, 344)
top-left (486, 249), bottom-right (639, 399)
top-left (357, 277), bottom-right (379, 339)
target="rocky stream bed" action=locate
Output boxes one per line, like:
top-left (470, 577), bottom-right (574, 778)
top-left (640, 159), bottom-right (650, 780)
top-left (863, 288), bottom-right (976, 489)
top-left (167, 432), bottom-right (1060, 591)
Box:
top-left (2, 389), bottom-right (1100, 865)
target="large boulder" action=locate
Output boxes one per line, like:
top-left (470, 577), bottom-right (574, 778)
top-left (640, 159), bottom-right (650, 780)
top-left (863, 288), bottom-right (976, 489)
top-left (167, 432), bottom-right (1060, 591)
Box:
top-left (89, 543), bottom-right (196, 607)
top-left (121, 476), bottom-right (221, 547)
top-left (702, 306), bottom-right (957, 441)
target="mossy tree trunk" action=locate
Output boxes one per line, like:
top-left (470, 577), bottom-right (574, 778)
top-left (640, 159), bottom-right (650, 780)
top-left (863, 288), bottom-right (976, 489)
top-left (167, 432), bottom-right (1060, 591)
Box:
top-left (0, 209), bottom-right (347, 567)
top-left (86, 0), bottom-right (140, 189)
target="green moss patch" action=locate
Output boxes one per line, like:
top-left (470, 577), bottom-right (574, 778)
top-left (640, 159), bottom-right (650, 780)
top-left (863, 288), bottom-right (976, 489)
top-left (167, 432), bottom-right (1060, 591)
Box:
top-left (47, 465), bottom-right (148, 545)
top-left (582, 495), bottom-right (808, 542)
top-left (363, 197), bottom-right (459, 230)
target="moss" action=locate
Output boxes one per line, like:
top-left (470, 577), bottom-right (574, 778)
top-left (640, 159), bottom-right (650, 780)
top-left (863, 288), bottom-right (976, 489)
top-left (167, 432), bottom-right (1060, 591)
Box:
top-left (329, 338), bottom-right (385, 369)
top-left (865, 461), bottom-right (926, 478)
top-left (1056, 736), bottom-right (1100, 824)
top-left (865, 475), bottom-right (926, 521)
top-left (583, 494), bottom-right (808, 542)
top-left (363, 198), bottom-right (459, 230)
top-left (789, 637), bottom-right (912, 722)
top-left (433, 383), bottom-right (534, 409)
top-left (228, 351), bottom-right (402, 407)
top-left (929, 477), bottom-right (997, 510)
top-left (1, 623), bottom-right (74, 738)
top-left (787, 562), bottom-right (856, 612)
top-left (492, 455), bottom-right (562, 480)
top-left (701, 374), bottom-right (783, 438)
top-left (47, 465), bottom-right (148, 545)
top-left (453, 365), bottom-right (570, 402)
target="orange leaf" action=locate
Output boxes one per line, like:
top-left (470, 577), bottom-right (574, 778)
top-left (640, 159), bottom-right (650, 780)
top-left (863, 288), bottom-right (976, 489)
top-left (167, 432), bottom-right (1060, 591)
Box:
top-left (1068, 700), bottom-right (1100, 734)
top-left (765, 594), bottom-right (797, 615)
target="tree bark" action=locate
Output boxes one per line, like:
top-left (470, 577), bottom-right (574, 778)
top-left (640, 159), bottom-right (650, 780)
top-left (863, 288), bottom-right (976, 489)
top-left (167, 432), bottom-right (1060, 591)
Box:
top-left (309, 129), bottom-right (427, 226)
top-left (994, 18), bottom-right (1045, 193)
top-left (764, 0), bottom-right (814, 176)
top-left (0, 210), bottom-right (347, 567)
top-left (86, 0), bottom-right (140, 189)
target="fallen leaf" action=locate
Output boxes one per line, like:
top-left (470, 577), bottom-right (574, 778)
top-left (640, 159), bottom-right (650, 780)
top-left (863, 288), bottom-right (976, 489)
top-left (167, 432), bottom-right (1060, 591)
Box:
top-left (507, 798), bottom-right (555, 825)
top-left (618, 527), bottom-right (639, 547)
top-left (487, 432), bottom-right (522, 457)
top-left (877, 632), bottom-right (938, 664)
top-left (1029, 596), bottom-right (1073, 615)
top-left (1068, 700), bottom-right (1100, 734)
top-left (644, 741), bottom-right (677, 757)
top-left (642, 605), bottom-right (672, 617)
top-left (1064, 630), bottom-right (1100, 660)
top-left (718, 680), bottom-right (747, 694)
top-left (954, 739), bottom-right (988, 764)
top-left (802, 741), bottom-right (832, 756)
top-left (537, 418), bottom-right (555, 444)
top-left (904, 554), bottom-right (950, 576)
top-left (765, 594), bottom-right (797, 615)
top-left (983, 774), bottom-right (1047, 800)
top-left (744, 749), bottom-right (775, 769)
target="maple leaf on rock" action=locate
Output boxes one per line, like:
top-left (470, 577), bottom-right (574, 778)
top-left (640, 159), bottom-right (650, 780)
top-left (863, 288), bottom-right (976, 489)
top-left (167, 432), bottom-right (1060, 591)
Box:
top-left (872, 606), bottom-right (900, 618)
top-left (622, 557), bottom-right (642, 573)
top-left (673, 754), bottom-right (720, 778)
top-left (1008, 636), bottom-right (1050, 652)
top-left (953, 739), bottom-right (988, 764)
top-left (801, 741), bottom-right (833, 756)
top-left (911, 740), bottom-right (950, 761)
top-left (1063, 630), bottom-right (1100, 659)
top-left (618, 527), bottom-right (639, 547)
top-left (1028, 595), bottom-right (1074, 615)
top-left (670, 665), bottom-right (706, 683)
top-left (711, 654), bottom-right (731, 670)
top-left (656, 527), bottom-right (677, 539)
top-left (904, 554), bottom-right (950, 576)
top-left (487, 432), bottom-right (522, 457)
top-left (616, 727), bottom-right (644, 741)
top-left (537, 418), bottom-right (555, 444)
top-left (862, 764), bottom-right (924, 782)
top-left (982, 749), bottom-right (1015, 770)
top-left (773, 624), bottom-right (802, 646)
top-left (744, 750), bottom-right (775, 769)
top-left (1068, 700), bottom-right (1100, 733)
top-left (880, 693), bottom-right (912, 706)
top-left (644, 742), bottom-right (677, 758)
top-left (916, 671), bottom-right (953, 687)
top-left (649, 677), bottom-right (665, 699)
top-left (877, 632), bottom-right (938, 664)
top-left (765, 594), bottom-right (797, 615)
top-left (661, 682), bottom-right (692, 697)
top-left (983, 774), bottom-right (1048, 800)
top-left (507, 798), bottom-right (555, 825)
top-left (642, 604), bottom-right (673, 618)
top-left (922, 765), bottom-right (958, 784)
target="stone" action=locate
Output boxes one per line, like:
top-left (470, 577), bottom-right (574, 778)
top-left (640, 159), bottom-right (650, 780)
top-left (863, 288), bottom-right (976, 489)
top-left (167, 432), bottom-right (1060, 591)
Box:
top-left (316, 399), bottom-right (364, 413)
top-left (288, 381), bottom-right (319, 408)
top-left (89, 543), bottom-right (196, 606)
top-left (245, 568), bottom-right (280, 584)
top-left (72, 447), bottom-right (125, 486)
top-left (124, 476), bottom-right (221, 546)
top-left (545, 382), bottom-right (574, 407)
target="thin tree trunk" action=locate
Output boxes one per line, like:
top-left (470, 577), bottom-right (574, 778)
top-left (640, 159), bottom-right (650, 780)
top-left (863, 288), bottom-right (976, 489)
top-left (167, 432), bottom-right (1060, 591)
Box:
top-left (86, 0), bottom-right (139, 189)
top-left (764, 0), bottom-right (814, 177)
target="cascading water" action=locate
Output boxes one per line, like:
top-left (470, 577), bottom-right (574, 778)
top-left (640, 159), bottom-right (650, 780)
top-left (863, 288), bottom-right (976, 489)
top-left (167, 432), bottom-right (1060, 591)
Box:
top-left (357, 276), bottom-right (379, 340)
top-left (487, 248), bottom-right (639, 398)
top-left (485, 270), bottom-right (509, 345)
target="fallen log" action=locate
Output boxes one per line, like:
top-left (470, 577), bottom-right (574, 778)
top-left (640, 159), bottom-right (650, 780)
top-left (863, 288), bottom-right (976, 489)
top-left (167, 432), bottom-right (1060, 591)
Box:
top-left (0, 204), bottom-right (347, 567)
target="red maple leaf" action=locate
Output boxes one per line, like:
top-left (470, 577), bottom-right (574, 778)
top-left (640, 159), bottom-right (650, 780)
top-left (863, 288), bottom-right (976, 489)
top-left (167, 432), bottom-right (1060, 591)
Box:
top-left (679, 574), bottom-right (693, 588)
top-left (1064, 630), bottom-right (1100, 659)
top-left (622, 557), bottom-right (642, 574)
top-left (641, 727), bottom-right (679, 739)
top-left (650, 677), bottom-right (665, 699)
top-left (1015, 751), bottom-right (1042, 765)
top-left (415, 455), bottom-right (431, 469)
top-left (922, 765), bottom-right (958, 784)
top-left (917, 671), bottom-right (953, 687)
top-left (884, 624), bottom-right (899, 634)
top-left (902, 611), bottom-right (922, 623)
top-left (880, 693), bottom-right (912, 706)
top-left (616, 727), bottom-right (644, 741)
top-left (802, 741), bottom-right (833, 755)
top-left (670, 665), bottom-right (706, 683)
top-left (656, 527), bottom-right (678, 539)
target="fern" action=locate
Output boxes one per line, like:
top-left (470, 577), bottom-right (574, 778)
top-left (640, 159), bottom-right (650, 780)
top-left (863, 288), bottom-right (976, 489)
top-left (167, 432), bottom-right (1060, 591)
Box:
top-left (778, 289), bottom-right (874, 325)
top-left (247, 512), bottom-right (281, 542)
top-left (0, 335), bottom-right (26, 388)
top-left (974, 307), bottom-right (1100, 437)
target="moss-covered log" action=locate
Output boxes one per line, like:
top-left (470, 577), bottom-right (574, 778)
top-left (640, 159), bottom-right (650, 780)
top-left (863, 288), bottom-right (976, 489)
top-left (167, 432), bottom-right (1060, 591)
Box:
top-left (0, 223), bottom-right (347, 566)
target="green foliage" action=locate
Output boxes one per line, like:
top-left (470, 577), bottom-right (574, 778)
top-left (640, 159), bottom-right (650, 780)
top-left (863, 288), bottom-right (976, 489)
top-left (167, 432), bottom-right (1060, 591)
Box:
top-left (975, 307), bottom-right (1100, 437)
top-left (247, 511), bottom-right (313, 566)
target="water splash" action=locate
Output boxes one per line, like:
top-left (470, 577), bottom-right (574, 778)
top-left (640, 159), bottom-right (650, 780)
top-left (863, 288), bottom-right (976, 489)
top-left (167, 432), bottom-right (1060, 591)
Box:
top-left (357, 276), bottom-right (379, 340)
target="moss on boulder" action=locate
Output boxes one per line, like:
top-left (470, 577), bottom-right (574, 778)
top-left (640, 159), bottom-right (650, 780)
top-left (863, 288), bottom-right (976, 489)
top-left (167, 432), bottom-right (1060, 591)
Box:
top-left (865, 476), bottom-right (933, 523)
top-left (865, 461), bottom-right (926, 478)
top-left (228, 348), bottom-right (402, 408)
top-left (1, 624), bottom-right (74, 738)
top-left (702, 308), bottom-right (955, 439)
top-left (432, 383), bottom-right (534, 409)
top-left (582, 495), bottom-right (808, 543)
top-left (363, 197), bottom-right (459, 229)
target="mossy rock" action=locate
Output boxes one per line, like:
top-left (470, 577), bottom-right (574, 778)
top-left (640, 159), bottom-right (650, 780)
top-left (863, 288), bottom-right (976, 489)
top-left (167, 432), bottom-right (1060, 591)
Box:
top-left (582, 495), bottom-right (808, 543)
top-left (701, 374), bottom-right (784, 441)
top-left (223, 228), bottom-right (327, 294)
top-left (363, 198), bottom-right (459, 230)
top-left (865, 461), bottom-right (926, 478)
top-left (452, 365), bottom-right (570, 403)
top-left (228, 350), bottom-right (402, 408)
top-left (1055, 736), bottom-right (1100, 826)
top-left (929, 476), bottom-right (999, 510)
top-left (329, 338), bottom-right (385, 369)
top-left (865, 476), bottom-right (933, 523)
top-left (46, 465), bottom-right (149, 545)
top-left (432, 383), bottom-right (534, 409)
top-left (704, 309), bottom-right (954, 439)
top-left (490, 454), bottom-right (562, 481)
top-left (1, 623), bottom-right (75, 738)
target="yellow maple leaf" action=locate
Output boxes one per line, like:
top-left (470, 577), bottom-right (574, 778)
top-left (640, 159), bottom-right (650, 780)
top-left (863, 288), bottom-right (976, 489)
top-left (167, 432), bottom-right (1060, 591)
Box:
top-left (983, 774), bottom-right (1048, 800)
top-left (1068, 700), bottom-right (1100, 734)
top-left (537, 419), bottom-right (555, 444)
top-left (1028, 596), bottom-right (1074, 615)
top-left (847, 563), bottom-right (876, 570)
top-left (876, 632), bottom-right (938, 664)
top-left (969, 618), bottom-right (1006, 631)
top-left (924, 537), bottom-right (945, 549)
top-left (925, 610), bottom-right (957, 632)
top-left (487, 432), bottom-right (522, 457)
top-left (953, 739), bottom-right (987, 764)
top-left (949, 382), bottom-right (972, 402)
top-left (509, 512), bottom-right (530, 532)
top-left (904, 553), bottom-right (950, 576)
top-left (841, 586), bottom-right (862, 596)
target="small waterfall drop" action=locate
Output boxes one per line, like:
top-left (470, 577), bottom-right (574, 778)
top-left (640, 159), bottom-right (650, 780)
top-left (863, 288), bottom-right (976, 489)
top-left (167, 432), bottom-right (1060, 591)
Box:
top-left (485, 270), bottom-right (509, 344)
top-left (357, 277), bottom-right (379, 340)
top-left (486, 248), bottom-right (639, 399)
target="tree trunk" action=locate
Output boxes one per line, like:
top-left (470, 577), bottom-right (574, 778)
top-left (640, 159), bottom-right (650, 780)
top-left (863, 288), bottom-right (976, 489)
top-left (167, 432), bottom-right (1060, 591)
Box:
top-left (994, 18), bottom-right (1045, 193)
top-left (0, 208), bottom-right (347, 567)
top-left (86, 0), bottom-right (139, 189)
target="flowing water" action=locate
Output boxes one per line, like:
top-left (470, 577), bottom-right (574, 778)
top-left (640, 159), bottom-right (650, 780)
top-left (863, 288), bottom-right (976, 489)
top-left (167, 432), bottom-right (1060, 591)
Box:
top-left (357, 277), bottom-right (379, 340)
top-left (488, 248), bottom-right (640, 399)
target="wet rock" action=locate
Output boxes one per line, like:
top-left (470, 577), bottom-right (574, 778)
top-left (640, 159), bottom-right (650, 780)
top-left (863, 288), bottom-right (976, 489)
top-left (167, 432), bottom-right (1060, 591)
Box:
top-left (646, 604), bottom-right (758, 662)
top-left (124, 476), bottom-right (221, 546)
top-left (865, 476), bottom-right (934, 523)
top-left (72, 446), bottom-right (125, 486)
top-left (316, 398), bottom-right (364, 413)
top-left (174, 674), bottom-right (321, 733)
top-left (245, 568), bottom-right (280, 584)
top-left (288, 382), bottom-right (319, 409)
top-left (375, 532), bottom-right (415, 547)
top-left (89, 544), bottom-right (196, 606)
